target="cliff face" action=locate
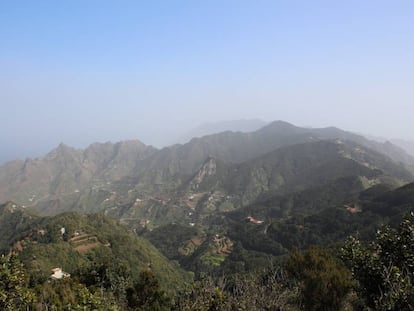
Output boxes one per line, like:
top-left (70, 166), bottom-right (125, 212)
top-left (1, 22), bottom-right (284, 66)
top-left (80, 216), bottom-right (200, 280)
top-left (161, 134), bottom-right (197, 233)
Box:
top-left (190, 157), bottom-right (217, 190)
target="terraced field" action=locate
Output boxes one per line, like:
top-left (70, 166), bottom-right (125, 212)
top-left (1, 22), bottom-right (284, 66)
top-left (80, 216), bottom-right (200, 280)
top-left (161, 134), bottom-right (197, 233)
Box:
top-left (70, 233), bottom-right (105, 254)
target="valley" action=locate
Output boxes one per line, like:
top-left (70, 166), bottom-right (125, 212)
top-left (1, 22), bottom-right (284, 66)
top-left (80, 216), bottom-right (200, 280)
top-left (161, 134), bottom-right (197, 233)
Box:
top-left (3, 1), bottom-right (414, 308)
top-left (1, 121), bottom-right (414, 310)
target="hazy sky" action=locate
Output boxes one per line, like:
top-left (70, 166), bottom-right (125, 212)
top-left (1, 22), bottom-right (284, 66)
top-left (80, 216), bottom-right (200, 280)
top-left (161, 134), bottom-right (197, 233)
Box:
top-left (1, 1), bottom-right (414, 163)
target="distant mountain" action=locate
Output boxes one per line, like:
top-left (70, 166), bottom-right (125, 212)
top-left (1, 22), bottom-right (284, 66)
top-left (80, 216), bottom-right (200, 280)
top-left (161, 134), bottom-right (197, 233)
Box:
top-left (390, 139), bottom-right (414, 158)
top-left (127, 121), bottom-right (414, 196)
top-left (213, 140), bottom-right (412, 205)
top-left (0, 140), bottom-right (156, 205)
top-left (359, 133), bottom-right (414, 159)
top-left (49, 139), bottom-right (410, 232)
top-left (177, 119), bottom-right (268, 144)
top-left (0, 120), bottom-right (413, 224)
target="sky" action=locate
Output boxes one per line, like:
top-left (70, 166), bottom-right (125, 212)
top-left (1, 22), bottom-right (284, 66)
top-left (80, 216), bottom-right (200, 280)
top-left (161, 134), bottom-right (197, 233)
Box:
top-left (1, 0), bottom-right (414, 163)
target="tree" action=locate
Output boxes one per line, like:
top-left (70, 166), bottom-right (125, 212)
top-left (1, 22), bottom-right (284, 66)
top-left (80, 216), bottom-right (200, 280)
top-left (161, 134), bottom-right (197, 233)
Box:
top-left (126, 269), bottom-right (171, 311)
top-left (173, 269), bottom-right (300, 311)
top-left (172, 277), bottom-right (228, 311)
top-left (76, 259), bottom-right (131, 306)
top-left (342, 212), bottom-right (414, 310)
top-left (0, 253), bottom-right (36, 310)
top-left (34, 278), bottom-right (121, 310)
top-left (285, 246), bottom-right (352, 311)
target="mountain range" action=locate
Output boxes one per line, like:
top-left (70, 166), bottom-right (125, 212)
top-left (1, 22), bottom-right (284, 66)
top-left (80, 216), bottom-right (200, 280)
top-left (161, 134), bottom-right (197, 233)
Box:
top-left (1, 121), bottom-right (413, 217)
top-left (1, 120), bottom-right (414, 276)
top-left (390, 138), bottom-right (414, 158)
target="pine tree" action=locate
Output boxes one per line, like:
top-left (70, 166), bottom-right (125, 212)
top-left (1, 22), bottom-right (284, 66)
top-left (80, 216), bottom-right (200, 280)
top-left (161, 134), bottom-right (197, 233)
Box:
top-left (0, 253), bottom-right (36, 310)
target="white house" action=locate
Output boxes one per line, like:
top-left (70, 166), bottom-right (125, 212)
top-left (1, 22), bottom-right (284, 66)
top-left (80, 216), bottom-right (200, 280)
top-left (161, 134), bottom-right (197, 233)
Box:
top-left (50, 268), bottom-right (70, 280)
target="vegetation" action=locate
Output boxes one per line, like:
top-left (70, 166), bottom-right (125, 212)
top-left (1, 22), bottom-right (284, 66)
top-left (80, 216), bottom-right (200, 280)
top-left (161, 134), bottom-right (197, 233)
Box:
top-left (0, 254), bottom-right (36, 310)
top-left (1, 123), bottom-right (414, 309)
top-left (286, 247), bottom-right (353, 311)
top-left (126, 269), bottom-right (171, 311)
top-left (0, 211), bottom-right (412, 310)
top-left (0, 207), bottom-right (191, 295)
top-left (342, 212), bottom-right (414, 310)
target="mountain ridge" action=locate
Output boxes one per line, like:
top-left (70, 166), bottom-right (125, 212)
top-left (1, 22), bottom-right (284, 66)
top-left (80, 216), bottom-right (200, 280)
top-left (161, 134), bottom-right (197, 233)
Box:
top-left (1, 121), bottom-right (413, 223)
top-left (2, 120), bottom-right (414, 282)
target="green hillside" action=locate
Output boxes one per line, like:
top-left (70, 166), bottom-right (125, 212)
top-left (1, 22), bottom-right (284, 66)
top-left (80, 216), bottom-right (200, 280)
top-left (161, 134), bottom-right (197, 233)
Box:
top-left (0, 204), bottom-right (191, 293)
